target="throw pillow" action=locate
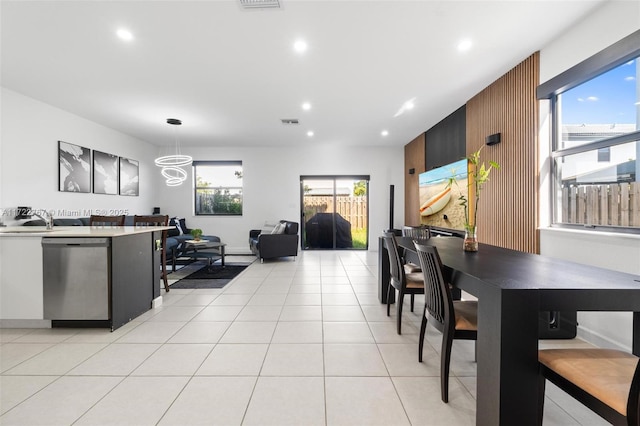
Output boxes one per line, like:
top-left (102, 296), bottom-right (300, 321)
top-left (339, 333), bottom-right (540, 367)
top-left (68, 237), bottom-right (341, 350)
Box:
top-left (404, 263), bottom-right (421, 273)
top-left (178, 218), bottom-right (189, 234)
top-left (278, 222), bottom-right (288, 234)
top-left (270, 223), bottom-right (284, 234)
top-left (170, 217), bottom-right (184, 235)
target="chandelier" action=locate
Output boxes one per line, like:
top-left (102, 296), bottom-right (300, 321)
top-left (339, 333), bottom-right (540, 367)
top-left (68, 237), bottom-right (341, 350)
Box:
top-left (155, 118), bottom-right (192, 186)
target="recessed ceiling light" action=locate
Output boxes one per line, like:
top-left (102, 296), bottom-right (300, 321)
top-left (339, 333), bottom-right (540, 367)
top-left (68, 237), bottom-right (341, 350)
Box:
top-left (116, 28), bottom-right (134, 42)
top-left (307, 131), bottom-right (314, 137)
top-left (294, 39), bottom-right (308, 53)
top-left (457, 39), bottom-right (473, 52)
top-left (302, 102), bottom-right (311, 111)
top-left (381, 130), bottom-right (389, 137)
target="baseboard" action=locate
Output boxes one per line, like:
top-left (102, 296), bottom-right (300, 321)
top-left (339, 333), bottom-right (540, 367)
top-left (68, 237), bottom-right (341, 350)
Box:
top-left (225, 249), bottom-right (254, 256)
top-left (577, 326), bottom-right (630, 352)
top-left (152, 295), bottom-right (163, 309)
top-left (0, 319), bottom-right (51, 328)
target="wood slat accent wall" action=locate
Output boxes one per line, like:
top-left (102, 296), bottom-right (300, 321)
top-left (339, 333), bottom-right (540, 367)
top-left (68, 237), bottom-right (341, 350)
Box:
top-left (404, 133), bottom-right (426, 226)
top-left (466, 52), bottom-right (540, 253)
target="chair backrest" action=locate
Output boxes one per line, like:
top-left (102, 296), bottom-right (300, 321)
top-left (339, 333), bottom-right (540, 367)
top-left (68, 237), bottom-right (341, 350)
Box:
top-left (382, 231), bottom-right (405, 288)
top-left (133, 215), bottom-right (169, 227)
top-left (413, 242), bottom-right (454, 332)
top-left (402, 225), bottom-right (431, 240)
top-left (89, 215), bottom-right (125, 226)
top-left (134, 215), bottom-right (169, 249)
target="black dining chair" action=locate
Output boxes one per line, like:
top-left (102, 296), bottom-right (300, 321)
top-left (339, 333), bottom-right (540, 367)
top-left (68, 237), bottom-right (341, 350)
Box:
top-left (401, 225), bottom-right (430, 272)
top-left (413, 241), bottom-right (477, 403)
top-left (382, 232), bottom-right (424, 335)
top-left (134, 215), bottom-right (170, 293)
top-left (538, 348), bottom-right (640, 425)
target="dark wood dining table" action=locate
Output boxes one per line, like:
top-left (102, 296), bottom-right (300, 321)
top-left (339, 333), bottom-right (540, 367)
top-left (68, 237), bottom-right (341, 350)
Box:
top-left (385, 235), bottom-right (640, 426)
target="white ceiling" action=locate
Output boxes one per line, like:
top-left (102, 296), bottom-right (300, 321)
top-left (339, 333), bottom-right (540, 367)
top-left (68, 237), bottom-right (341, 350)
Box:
top-left (1, 0), bottom-right (605, 148)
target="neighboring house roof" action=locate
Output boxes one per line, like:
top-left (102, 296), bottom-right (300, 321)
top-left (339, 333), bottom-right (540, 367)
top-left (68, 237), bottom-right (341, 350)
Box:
top-left (562, 159), bottom-right (636, 185)
top-left (562, 124), bottom-right (637, 141)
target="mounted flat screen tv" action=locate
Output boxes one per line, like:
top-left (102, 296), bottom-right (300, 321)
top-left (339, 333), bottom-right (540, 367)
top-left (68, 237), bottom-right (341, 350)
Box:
top-left (418, 158), bottom-right (469, 232)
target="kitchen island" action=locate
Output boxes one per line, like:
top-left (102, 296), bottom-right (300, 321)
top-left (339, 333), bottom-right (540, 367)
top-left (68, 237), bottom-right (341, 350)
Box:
top-left (0, 226), bottom-right (170, 331)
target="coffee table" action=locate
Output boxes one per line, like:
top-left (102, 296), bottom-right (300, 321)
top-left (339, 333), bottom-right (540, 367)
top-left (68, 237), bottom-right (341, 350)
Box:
top-left (183, 240), bottom-right (226, 267)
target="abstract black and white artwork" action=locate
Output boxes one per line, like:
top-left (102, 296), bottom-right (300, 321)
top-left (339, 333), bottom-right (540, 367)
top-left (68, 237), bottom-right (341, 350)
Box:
top-left (119, 157), bottom-right (139, 196)
top-left (58, 141), bottom-right (91, 193)
top-left (93, 150), bottom-right (118, 195)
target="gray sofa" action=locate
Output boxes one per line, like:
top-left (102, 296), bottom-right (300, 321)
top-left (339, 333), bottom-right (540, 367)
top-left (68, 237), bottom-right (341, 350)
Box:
top-left (249, 220), bottom-right (299, 262)
top-left (23, 216), bottom-right (219, 271)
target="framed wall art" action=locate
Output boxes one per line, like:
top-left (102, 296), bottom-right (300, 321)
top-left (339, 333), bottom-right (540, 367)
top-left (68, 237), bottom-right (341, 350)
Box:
top-left (119, 157), bottom-right (139, 196)
top-left (93, 150), bottom-right (119, 195)
top-left (419, 158), bottom-right (468, 232)
top-left (58, 140), bottom-right (91, 193)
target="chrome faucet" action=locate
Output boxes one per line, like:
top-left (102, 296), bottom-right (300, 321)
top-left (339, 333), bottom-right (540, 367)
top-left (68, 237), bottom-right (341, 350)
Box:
top-left (32, 210), bottom-right (53, 230)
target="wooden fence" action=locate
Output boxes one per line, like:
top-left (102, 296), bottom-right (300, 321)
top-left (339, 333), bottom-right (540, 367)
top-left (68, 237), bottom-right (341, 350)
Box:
top-left (562, 182), bottom-right (640, 227)
top-left (303, 196), bottom-right (368, 229)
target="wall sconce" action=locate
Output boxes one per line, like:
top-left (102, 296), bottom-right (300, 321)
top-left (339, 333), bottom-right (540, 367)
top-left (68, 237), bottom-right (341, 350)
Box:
top-left (486, 133), bottom-right (501, 146)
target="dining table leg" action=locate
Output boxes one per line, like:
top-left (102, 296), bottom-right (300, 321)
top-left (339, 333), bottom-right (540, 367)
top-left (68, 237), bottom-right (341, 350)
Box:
top-left (474, 283), bottom-right (540, 425)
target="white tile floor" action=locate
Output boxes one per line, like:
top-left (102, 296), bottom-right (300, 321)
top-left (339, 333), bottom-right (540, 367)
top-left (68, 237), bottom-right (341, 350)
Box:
top-left (0, 251), bottom-right (610, 425)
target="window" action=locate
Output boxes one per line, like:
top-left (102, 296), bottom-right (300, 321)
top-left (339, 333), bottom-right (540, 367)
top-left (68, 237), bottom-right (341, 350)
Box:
top-left (538, 31), bottom-right (640, 232)
top-left (300, 175), bottom-right (370, 250)
top-left (597, 147), bottom-right (610, 163)
top-left (194, 161), bottom-right (243, 215)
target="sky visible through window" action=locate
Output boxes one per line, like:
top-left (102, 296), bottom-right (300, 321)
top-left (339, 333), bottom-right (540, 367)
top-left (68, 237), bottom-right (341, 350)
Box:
top-left (561, 58), bottom-right (638, 126)
top-left (196, 164), bottom-right (242, 187)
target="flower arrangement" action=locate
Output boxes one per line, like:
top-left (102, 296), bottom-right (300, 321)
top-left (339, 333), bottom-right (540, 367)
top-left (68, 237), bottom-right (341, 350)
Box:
top-left (447, 147), bottom-right (500, 251)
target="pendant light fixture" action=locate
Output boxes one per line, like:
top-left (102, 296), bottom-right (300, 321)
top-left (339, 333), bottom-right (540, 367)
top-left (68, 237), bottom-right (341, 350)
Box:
top-left (155, 118), bottom-right (192, 186)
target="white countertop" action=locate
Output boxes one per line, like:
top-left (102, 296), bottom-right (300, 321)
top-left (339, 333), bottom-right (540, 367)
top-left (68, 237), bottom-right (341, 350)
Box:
top-left (0, 226), bottom-right (173, 237)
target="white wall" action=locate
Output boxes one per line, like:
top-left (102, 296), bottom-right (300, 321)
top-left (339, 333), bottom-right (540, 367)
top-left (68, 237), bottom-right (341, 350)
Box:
top-left (539, 1), bottom-right (640, 84)
top-left (0, 88), bottom-right (405, 254)
top-left (538, 0), bottom-right (640, 351)
top-left (0, 88), bottom-right (159, 223)
top-left (155, 145), bottom-right (404, 253)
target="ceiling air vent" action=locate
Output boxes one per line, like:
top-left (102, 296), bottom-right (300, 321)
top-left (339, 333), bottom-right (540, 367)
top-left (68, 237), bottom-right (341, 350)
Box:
top-left (281, 119), bottom-right (299, 125)
top-left (239, 0), bottom-right (281, 9)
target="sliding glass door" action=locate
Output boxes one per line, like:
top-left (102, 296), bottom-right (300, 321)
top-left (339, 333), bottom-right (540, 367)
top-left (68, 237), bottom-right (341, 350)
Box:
top-left (301, 175), bottom-right (369, 250)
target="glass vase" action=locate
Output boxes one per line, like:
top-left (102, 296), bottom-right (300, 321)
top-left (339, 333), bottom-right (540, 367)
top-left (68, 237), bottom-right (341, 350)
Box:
top-left (463, 228), bottom-right (478, 252)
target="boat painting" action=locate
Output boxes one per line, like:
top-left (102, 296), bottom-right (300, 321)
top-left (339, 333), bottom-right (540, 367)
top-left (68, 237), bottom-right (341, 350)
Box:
top-left (420, 187), bottom-right (451, 216)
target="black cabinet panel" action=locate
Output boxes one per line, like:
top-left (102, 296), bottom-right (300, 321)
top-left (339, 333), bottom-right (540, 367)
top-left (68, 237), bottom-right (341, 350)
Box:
top-left (425, 105), bottom-right (466, 170)
top-left (111, 233), bottom-right (154, 330)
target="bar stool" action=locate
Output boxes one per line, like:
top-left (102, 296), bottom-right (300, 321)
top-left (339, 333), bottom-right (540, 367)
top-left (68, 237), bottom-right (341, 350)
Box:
top-left (89, 215), bottom-right (125, 226)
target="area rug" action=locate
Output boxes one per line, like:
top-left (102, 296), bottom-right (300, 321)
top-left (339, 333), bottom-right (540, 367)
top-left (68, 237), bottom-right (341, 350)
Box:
top-left (169, 262), bottom-right (252, 289)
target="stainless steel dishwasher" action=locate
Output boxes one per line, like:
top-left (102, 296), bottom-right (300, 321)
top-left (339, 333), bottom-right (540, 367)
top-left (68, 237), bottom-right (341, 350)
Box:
top-left (42, 237), bottom-right (110, 321)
